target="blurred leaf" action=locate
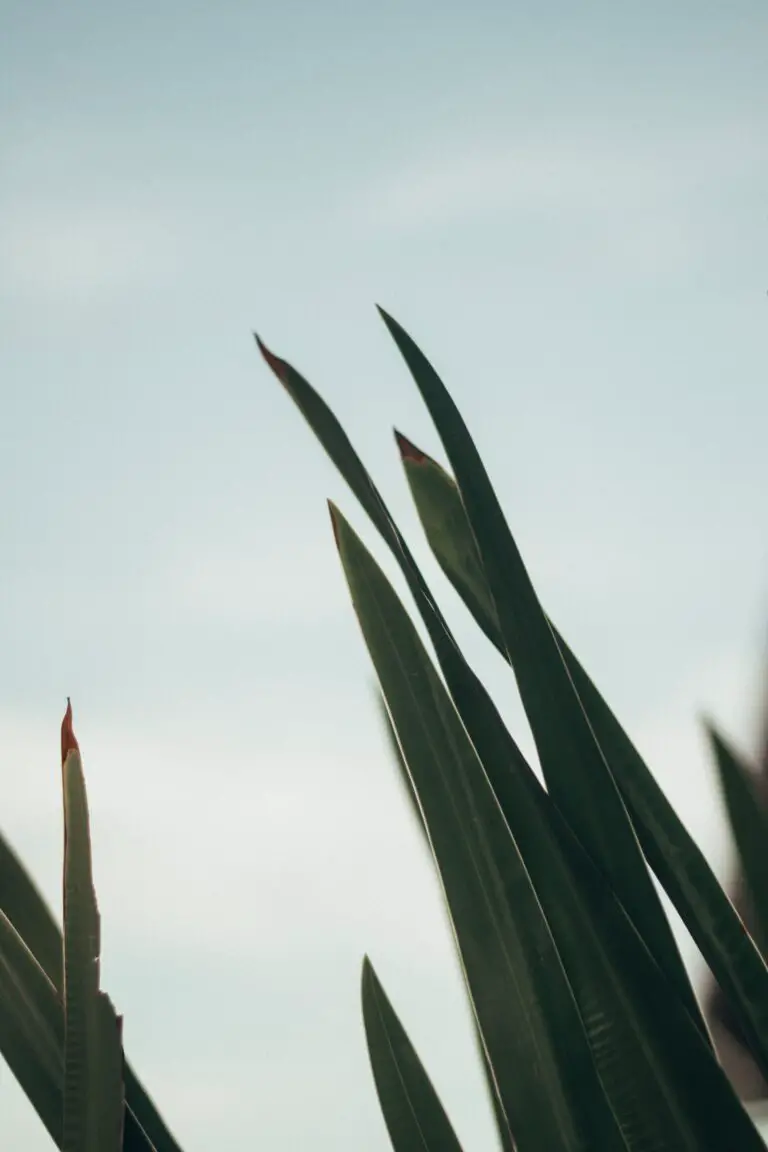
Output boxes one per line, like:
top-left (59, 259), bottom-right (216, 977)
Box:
top-left (0, 901), bottom-right (155, 1151)
top-left (395, 432), bottom-right (768, 1081)
top-left (708, 724), bottom-right (768, 954)
top-left (60, 700), bottom-right (124, 1152)
top-left (332, 504), bottom-right (628, 1152)
top-left (377, 308), bottom-right (698, 1035)
top-left (0, 703), bottom-right (178, 1152)
top-left (0, 824), bottom-right (183, 1150)
top-left (0, 909), bottom-right (62, 1143)
top-left (361, 957), bottom-right (465, 1152)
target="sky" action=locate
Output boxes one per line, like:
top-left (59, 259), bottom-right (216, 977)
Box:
top-left (2, 0), bottom-right (768, 1148)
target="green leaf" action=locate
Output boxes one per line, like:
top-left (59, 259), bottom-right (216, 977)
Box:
top-left (0, 909), bottom-right (63, 1143)
top-left (0, 902), bottom-right (156, 1151)
top-left (377, 308), bottom-right (699, 1036)
top-left (332, 504), bottom-right (628, 1152)
top-left (0, 799), bottom-right (183, 1150)
top-left (61, 700), bottom-right (124, 1152)
top-left (361, 957), bottom-right (465, 1152)
top-left (375, 691), bottom-right (515, 1152)
top-left (395, 432), bottom-right (768, 1082)
top-left (376, 687), bottom-right (428, 844)
top-left (708, 724), bottom-right (768, 953)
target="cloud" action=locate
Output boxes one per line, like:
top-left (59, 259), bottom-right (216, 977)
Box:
top-left (0, 203), bottom-right (174, 301)
top-left (356, 120), bottom-right (765, 273)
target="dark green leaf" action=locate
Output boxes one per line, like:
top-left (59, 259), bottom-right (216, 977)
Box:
top-left (0, 811), bottom-right (183, 1149)
top-left (362, 957), bottom-right (465, 1152)
top-left (375, 691), bottom-right (515, 1152)
top-left (61, 704), bottom-right (123, 1152)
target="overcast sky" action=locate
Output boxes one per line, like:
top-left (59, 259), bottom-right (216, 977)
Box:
top-left (2, 1), bottom-right (768, 1149)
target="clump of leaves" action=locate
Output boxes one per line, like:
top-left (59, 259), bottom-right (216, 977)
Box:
top-left (3, 309), bottom-right (768, 1152)
top-left (258, 309), bottom-right (768, 1150)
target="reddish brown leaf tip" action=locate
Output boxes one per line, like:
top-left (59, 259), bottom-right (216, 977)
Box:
top-left (253, 333), bottom-right (289, 385)
top-left (394, 429), bottom-right (428, 465)
top-left (327, 499), bottom-right (342, 549)
top-left (61, 697), bottom-right (80, 766)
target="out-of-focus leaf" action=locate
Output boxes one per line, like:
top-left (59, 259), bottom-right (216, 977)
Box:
top-left (0, 804), bottom-right (183, 1150)
top-left (395, 432), bottom-right (768, 1081)
top-left (0, 902), bottom-right (155, 1151)
top-left (377, 308), bottom-right (698, 1036)
top-left (0, 909), bottom-right (62, 1143)
top-left (332, 504), bottom-right (628, 1152)
top-left (61, 699), bottom-right (124, 1152)
top-left (708, 724), bottom-right (768, 953)
top-left (362, 957), bottom-right (465, 1152)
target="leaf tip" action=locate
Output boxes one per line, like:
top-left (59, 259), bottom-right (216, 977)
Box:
top-left (328, 499), bottom-right (342, 549)
top-left (61, 697), bottom-right (80, 766)
top-left (254, 332), bottom-right (289, 385)
top-left (394, 428), bottom-right (427, 465)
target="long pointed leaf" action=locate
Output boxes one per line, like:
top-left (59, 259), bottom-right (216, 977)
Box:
top-left (377, 308), bottom-right (698, 1034)
top-left (377, 691), bottom-right (515, 1152)
top-left (0, 902), bottom-right (156, 1151)
top-left (0, 809), bottom-right (183, 1150)
top-left (362, 957), bottom-right (466, 1152)
top-left (61, 700), bottom-right (124, 1152)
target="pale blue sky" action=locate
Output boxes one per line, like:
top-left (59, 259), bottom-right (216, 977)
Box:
top-left (2, 1), bottom-right (768, 1149)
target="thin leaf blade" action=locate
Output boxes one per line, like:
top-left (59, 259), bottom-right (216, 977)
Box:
top-left (362, 957), bottom-right (465, 1152)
